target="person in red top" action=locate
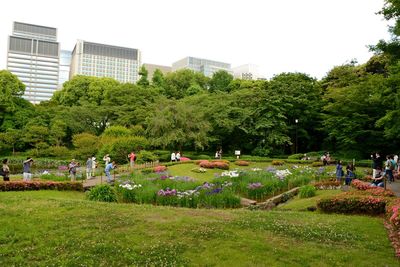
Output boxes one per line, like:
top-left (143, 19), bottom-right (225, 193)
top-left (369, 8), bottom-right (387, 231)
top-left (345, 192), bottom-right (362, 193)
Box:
top-left (128, 151), bottom-right (136, 169)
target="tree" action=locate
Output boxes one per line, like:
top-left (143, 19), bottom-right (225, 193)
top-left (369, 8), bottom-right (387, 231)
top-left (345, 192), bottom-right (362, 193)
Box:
top-left (164, 69), bottom-right (209, 99)
top-left (72, 132), bottom-right (100, 159)
top-left (137, 65), bottom-right (150, 87)
top-left (152, 69), bottom-right (165, 88)
top-left (209, 70), bottom-right (233, 93)
top-left (0, 70), bottom-right (26, 124)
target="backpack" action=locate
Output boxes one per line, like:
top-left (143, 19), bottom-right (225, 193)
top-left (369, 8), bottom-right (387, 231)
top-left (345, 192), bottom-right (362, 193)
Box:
top-left (390, 160), bottom-right (396, 170)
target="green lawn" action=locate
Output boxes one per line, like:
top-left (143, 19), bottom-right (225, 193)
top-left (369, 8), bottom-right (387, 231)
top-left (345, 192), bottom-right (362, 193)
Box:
top-left (0, 190), bottom-right (397, 266)
top-left (276, 190), bottom-right (342, 211)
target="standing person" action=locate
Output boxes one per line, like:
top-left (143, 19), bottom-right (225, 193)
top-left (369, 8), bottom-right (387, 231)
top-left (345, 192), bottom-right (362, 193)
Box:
top-left (2, 159), bottom-right (10, 181)
top-left (385, 155), bottom-right (395, 183)
top-left (371, 152), bottom-right (381, 179)
top-left (23, 157), bottom-right (33, 181)
top-left (128, 151), bottom-right (136, 168)
top-left (68, 159), bottom-right (79, 182)
top-left (176, 151), bottom-right (181, 162)
top-left (215, 150), bottom-right (219, 159)
top-left (103, 154), bottom-right (111, 166)
top-left (85, 156), bottom-right (92, 180)
top-left (105, 161), bottom-right (116, 183)
top-left (326, 152), bottom-right (331, 165)
top-left (345, 163), bottom-right (355, 185)
top-left (91, 156), bottom-right (97, 177)
top-left (335, 160), bottom-right (344, 183)
top-left (171, 151), bottom-right (176, 162)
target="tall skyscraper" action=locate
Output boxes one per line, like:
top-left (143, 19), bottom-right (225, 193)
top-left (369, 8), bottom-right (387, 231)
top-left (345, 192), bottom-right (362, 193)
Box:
top-left (7, 22), bottom-right (60, 104)
top-left (59, 50), bottom-right (72, 88)
top-left (172, 56), bottom-right (231, 77)
top-left (70, 40), bottom-right (141, 83)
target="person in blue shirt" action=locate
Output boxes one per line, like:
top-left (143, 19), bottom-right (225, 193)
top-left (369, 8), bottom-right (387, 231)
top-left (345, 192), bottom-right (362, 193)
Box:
top-left (105, 161), bottom-right (116, 183)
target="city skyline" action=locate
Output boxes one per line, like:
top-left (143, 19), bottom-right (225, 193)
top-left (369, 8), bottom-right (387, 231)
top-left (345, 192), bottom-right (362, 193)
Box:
top-left (0, 0), bottom-right (391, 80)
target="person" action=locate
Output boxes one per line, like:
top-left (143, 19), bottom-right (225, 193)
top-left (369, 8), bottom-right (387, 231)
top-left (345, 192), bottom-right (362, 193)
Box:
top-left (128, 151), bottom-right (136, 168)
top-left (85, 156), bottom-right (92, 180)
top-left (218, 148), bottom-right (222, 159)
top-left (371, 168), bottom-right (385, 188)
top-left (215, 151), bottom-right (219, 159)
top-left (68, 159), bottom-right (79, 182)
top-left (321, 153), bottom-right (327, 166)
top-left (91, 156), bottom-right (97, 177)
top-left (2, 159), bottom-right (10, 181)
top-left (345, 163), bottom-right (355, 185)
top-left (176, 151), bottom-right (181, 162)
top-left (105, 161), bottom-right (116, 183)
top-left (103, 154), bottom-right (111, 166)
top-left (171, 151), bottom-right (176, 162)
top-left (385, 155), bottom-right (395, 183)
top-left (335, 160), bottom-right (344, 183)
top-left (23, 157), bottom-right (33, 181)
top-left (371, 152), bottom-right (381, 179)
top-left (326, 152), bottom-right (331, 165)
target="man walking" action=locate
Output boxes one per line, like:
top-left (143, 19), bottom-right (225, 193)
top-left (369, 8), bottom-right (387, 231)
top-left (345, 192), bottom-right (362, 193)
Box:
top-left (128, 151), bottom-right (136, 169)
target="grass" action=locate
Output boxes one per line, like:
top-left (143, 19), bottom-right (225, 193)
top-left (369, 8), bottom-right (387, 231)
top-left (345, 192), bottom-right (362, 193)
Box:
top-left (275, 190), bottom-right (342, 211)
top-left (0, 190), bottom-right (398, 266)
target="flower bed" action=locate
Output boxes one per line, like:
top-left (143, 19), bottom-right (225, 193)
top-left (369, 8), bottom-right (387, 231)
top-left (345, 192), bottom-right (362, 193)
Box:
top-left (234, 160), bottom-right (250, 166)
top-left (153, 165), bottom-right (167, 173)
top-left (351, 179), bottom-right (372, 190)
top-left (0, 181), bottom-right (83, 191)
top-left (385, 199), bottom-right (400, 257)
top-left (312, 180), bottom-right (341, 190)
top-left (198, 160), bottom-right (229, 170)
top-left (317, 192), bottom-right (387, 215)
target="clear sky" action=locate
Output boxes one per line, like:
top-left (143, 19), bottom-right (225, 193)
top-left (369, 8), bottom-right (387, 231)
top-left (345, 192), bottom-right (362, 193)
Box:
top-left (0, 0), bottom-right (391, 79)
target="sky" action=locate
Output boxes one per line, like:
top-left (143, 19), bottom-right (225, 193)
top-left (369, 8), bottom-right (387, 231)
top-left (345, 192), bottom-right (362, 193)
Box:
top-left (0, 0), bottom-right (392, 79)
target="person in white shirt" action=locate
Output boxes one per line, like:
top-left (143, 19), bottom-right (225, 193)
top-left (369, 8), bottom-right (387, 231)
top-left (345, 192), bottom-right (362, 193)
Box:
top-left (171, 152), bottom-right (176, 162)
top-left (176, 151), bottom-right (181, 162)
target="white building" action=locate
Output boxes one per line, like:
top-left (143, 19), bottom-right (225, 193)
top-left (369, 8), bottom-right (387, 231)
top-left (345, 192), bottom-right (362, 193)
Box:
top-left (70, 40), bottom-right (141, 83)
top-left (172, 56), bottom-right (231, 77)
top-left (58, 50), bottom-right (71, 88)
top-left (232, 64), bottom-right (264, 80)
top-left (7, 22), bottom-right (60, 104)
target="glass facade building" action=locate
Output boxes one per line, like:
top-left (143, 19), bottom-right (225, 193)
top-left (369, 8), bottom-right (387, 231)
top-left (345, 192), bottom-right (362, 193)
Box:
top-left (70, 40), bottom-right (140, 83)
top-left (172, 56), bottom-right (231, 77)
top-left (59, 50), bottom-right (71, 88)
top-left (7, 22), bottom-right (60, 104)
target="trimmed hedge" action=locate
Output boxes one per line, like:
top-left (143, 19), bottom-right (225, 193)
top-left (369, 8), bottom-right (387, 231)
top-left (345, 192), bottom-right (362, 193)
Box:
top-left (0, 181), bottom-right (83, 191)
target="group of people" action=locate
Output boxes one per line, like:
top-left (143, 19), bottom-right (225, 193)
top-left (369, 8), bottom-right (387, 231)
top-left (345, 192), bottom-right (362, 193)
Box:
top-left (335, 161), bottom-right (356, 185)
top-left (171, 151), bottom-right (181, 162)
top-left (370, 153), bottom-right (398, 187)
top-left (1, 157), bottom-right (34, 182)
top-left (215, 149), bottom-right (222, 159)
top-left (69, 154), bottom-right (117, 183)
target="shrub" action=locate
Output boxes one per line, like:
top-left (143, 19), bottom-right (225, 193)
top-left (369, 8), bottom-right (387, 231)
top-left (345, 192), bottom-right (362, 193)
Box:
top-left (98, 136), bottom-right (148, 164)
top-left (87, 184), bottom-right (117, 202)
top-left (191, 167), bottom-right (206, 173)
top-left (102, 125), bottom-right (132, 137)
top-left (271, 160), bottom-right (284, 166)
top-left (38, 146), bottom-right (71, 158)
top-left (136, 150), bottom-right (158, 164)
top-left (199, 160), bottom-right (229, 170)
top-left (0, 181), bottom-right (83, 191)
top-left (312, 161), bottom-right (324, 167)
top-left (235, 160), bottom-right (250, 166)
top-left (72, 133), bottom-right (100, 159)
top-left (351, 179), bottom-right (372, 190)
top-left (288, 153), bottom-right (304, 160)
top-left (299, 185), bottom-right (316, 198)
top-left (154, 165), bottom-right (167, 173)
top-left (317, 193), bottom-right (387, 215)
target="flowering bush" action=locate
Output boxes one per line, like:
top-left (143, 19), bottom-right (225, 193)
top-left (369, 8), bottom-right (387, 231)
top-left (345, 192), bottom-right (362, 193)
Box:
top-left (247, 182), bottom-right (263, 190)
top-left (0, 181), bottom-right (83, 191)
top-left (199, 160), bottom-right (229, 170)
top-left (153, 165), bottom-right (167, 173)
top-left (351, 179), bottom-right (372, 190)
top-left (235, 160), bottom-right (250, 166)
top-left (385, 199), bottom-right (400, 257)
top-left (275, 169), bottom-right (292, 180)
top-left (271, 160), bottom-right (284, 166)
top-left (317, 193), bottom-right (387, 215)
top-left (157, 188), bottom-right (177, 196)
top-left (366, 187), bottom-right (395, 197)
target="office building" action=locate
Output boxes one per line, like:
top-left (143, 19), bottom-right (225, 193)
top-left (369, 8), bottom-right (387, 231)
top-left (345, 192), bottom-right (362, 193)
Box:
top-left (232, 64), bottom-right (264, 80)
top-left (70, 40), bottom-right (141, 83)
top-left (7, 22), bottom-right (60, 104)
top-left (59, 50), bottom-right (71, 88)
top-left (172, 56), bottom-right (231, 77)
top-left (143, 63), bottom-right (171, 81)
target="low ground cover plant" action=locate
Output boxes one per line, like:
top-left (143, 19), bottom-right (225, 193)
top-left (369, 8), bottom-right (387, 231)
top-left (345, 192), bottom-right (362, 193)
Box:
top-left (0, 181), bottom-right (83, 191)
top-left (299, 185), bottom-right (316, 198)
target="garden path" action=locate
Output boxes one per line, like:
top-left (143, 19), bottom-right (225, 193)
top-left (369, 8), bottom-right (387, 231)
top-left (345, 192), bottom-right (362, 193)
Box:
top-left (387, 180), bottom-right (400, 197)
